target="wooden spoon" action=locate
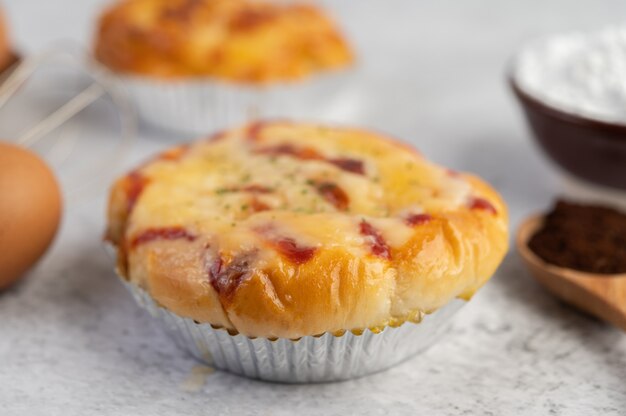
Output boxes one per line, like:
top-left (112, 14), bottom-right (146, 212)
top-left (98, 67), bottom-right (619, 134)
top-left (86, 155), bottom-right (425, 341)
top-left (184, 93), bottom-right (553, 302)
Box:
top-left (516, 214), bottom-right (626, 332)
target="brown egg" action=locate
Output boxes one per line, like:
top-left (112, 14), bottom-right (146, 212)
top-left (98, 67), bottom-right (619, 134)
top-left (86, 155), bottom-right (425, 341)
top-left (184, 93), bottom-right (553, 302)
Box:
top-left (0, 142), bottom-right (62, 290)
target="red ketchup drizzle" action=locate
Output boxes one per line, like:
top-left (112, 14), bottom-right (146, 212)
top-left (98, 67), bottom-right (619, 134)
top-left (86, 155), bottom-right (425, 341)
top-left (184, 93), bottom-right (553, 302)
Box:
top-left (328, 158), bottom-right (365, 175)
top-left (258, 144), bottom-right (321, 160)
top-left (240, 185), bottom-right (273, 193)
top-left (247, 121), bottom-right (270, 141)
top-left (130, 227), bottom-right (196, 249)
top-left (157, 145), bottom-right (189, 162)
top-left (247, 120), bottom-right (295, 141)
top-left (272, 237), bottom-right (317, 265)
top-left (229, 8), bottom-right (277, 32)
top-left (446, 168), bottom-right (461, 177)
top-left (359, 220), bottom-right (391, 260)
top-left (255, 226), bottom-right (318, 264)
top-left (207, 253), bottom-right (255, 300)
top-left (125, 172), bottom-right (150, 214)
top-left (162, 0), bottom-right (202, 21)
top-left (405, 213), bottom-right (433, 227)
top-left (257, 144), bottom-right (366, 175)
top-left (220, 184), bottom-right (273, 194)
top-left (315, 182), bottom-right (349, 211)
top-left (469, 197), bottom-right (497, 215)
top-left (250, 197), bottom-right (271, 213)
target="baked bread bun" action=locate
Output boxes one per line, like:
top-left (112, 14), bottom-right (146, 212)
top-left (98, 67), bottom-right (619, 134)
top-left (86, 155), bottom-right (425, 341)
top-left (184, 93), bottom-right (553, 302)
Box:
top-left (94, 0), bottom-right (353, 83)
top-left (107, 121), bottom-right (509, 338)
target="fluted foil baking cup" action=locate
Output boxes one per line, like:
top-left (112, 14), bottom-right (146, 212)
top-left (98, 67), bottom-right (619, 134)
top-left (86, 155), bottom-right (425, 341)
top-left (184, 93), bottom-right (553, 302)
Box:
top-left (122, 281), bottom-right (465, 383)
top-left (118, 71), bottom-right (354, 136)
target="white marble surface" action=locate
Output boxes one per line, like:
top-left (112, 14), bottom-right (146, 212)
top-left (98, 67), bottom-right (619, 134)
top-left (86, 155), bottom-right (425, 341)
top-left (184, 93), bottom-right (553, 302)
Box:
top-left (2, 1), bottom-right (626, 415)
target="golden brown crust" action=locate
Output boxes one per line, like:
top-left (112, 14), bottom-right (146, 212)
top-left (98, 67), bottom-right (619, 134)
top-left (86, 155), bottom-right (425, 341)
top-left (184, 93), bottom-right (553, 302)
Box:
top-left (107, 121), bottom-right (509, 338)
top-left (94, 0), bottom-right (353, 83)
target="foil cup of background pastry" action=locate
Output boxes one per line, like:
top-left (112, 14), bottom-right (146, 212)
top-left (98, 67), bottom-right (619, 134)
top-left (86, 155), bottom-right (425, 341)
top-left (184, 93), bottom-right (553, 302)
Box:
top-left (116, 71), bottom-right (354, 136)
top-left (122, 280), bottom-right (465, 383)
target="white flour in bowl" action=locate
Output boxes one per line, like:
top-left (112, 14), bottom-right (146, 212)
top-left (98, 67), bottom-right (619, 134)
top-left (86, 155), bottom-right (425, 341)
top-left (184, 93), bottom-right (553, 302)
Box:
top-left (514, 25), bottom-right (626, 123)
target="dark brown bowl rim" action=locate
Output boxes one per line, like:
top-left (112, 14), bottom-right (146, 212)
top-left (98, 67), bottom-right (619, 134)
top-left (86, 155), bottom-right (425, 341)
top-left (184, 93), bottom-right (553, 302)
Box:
top-left (508, 71), bottom-right (626, 140)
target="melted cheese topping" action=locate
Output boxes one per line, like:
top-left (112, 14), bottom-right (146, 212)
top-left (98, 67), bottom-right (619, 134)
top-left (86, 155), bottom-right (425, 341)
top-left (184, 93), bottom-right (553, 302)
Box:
top-left (94, 0), bottom-right (353, 82)
top-left (126, 123), bottom-right (473, 255)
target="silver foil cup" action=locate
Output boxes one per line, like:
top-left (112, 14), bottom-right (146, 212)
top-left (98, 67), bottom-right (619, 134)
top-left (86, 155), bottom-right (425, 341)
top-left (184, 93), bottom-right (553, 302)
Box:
top-left (123, 281), bottom-right (465, 383)
top-left (117, 71), bottom-right (354, 136)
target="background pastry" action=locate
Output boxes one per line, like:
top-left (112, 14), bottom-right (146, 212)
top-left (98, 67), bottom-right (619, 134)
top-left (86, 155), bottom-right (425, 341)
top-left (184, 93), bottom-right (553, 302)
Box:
top-left (94, 0), bottom-right (354, 134)
top-left (95, 0), bottom-right (352, 82)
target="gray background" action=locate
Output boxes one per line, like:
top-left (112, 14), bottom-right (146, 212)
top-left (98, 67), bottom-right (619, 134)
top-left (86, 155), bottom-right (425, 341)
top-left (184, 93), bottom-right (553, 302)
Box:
top-left (2, 1), bottom-right (626, 415)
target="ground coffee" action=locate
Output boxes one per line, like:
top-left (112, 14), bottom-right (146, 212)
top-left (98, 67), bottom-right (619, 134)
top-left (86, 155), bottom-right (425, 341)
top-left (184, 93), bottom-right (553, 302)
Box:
top-left (528, 200), bottom-right (626, 274)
